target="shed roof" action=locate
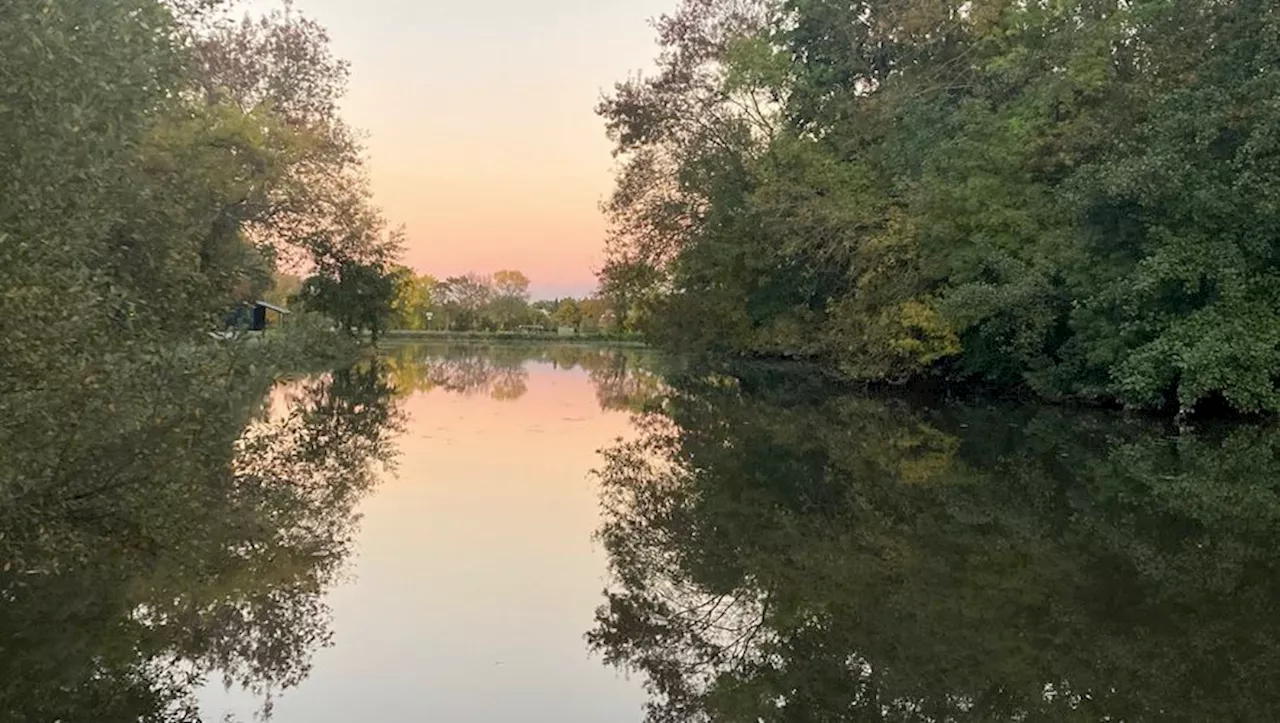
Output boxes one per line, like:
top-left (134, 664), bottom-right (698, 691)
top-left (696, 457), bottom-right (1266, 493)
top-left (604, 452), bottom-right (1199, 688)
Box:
top-left (254, 300), bottom-right (291, 315)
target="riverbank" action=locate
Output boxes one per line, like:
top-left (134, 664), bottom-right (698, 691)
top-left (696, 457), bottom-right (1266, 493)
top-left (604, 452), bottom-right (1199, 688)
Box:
top-left (380, 329), bottom-right (648, 347)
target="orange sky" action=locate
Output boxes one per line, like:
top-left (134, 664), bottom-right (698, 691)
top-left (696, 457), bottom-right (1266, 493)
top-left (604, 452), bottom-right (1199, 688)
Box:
top-left (248, 0), bottom-right (672, 298)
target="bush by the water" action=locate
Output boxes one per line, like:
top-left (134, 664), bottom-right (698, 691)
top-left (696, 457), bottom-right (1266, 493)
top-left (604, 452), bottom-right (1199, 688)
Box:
top-left (599, 0), bottom-right (1280, 415)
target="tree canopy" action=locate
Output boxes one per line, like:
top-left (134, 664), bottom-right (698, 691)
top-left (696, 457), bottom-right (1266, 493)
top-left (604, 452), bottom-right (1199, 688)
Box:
top-left (0, 0), bottom-right (402, 376)
top-left (599, 0), bottom-right (1280, 415)
top-left (380, 267), bottom-right (621, 334)
top-left (0, 4), bottom-right (406, 712)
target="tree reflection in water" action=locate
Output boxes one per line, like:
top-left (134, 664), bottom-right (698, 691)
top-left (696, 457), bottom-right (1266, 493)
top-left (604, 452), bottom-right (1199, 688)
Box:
top-left (383, 342), bottom-right (665, 412)
top-left (0, 340), bottom-right (679, 720)
top-left (590, 365), bottom-right (1280, 723)
top-left (0, 358), bottom-right (402, 722)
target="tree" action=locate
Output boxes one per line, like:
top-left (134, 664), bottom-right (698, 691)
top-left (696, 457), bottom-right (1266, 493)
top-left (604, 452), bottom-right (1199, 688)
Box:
top-left (437, 273), bottom-right (494, 330)
top-left (389, 267), bottom-right (437, 330)
top-left (599, 0), bottom-right (1280, 415)
top-left (265, 271), bottom-right (305, 308)
top-left (550, 299), bottom-right (583, 330)
top-left (296, 261), bottom-right (400, 341)
top-left (191, 5), bottom-right (380, 272)
top-left (598, 258), bottom-right (661, 333)
top-left (489, 269), bottom-right (532, 330)
top-left (0, 4), bottom-right (407, 712)
top-left (578, 296), bottom-right (614, 333)
top-left (492, 269), bottom-right (531, 300)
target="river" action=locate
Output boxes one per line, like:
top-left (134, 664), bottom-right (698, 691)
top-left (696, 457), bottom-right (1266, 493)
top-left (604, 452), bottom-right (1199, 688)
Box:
top-left (199, 343), bottom-right (652, 721)
top-left (4, 342), bottom-right (1280, 721)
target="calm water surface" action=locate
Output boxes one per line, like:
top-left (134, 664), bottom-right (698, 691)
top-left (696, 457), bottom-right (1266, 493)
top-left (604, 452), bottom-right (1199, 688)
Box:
top-left (200, 344), bottom-right (653, 721)
top-left (6, 343), bottom-right (1280, 721)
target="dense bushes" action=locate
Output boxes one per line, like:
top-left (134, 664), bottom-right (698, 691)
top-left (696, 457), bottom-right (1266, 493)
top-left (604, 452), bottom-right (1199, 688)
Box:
top-left (599, 0), bottom-right (1280, 415)
top-left (0, 0), bottom-right (397, 388)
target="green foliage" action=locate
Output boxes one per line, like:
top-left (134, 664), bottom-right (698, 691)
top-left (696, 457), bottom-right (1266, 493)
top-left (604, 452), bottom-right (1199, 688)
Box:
top-left (388, 267), bottom-right (438, 330)
top-left (379, 268), bottom-right (618, 334)
top-left (591, 366), bottom-right (1280, 721)
top-left (0, 0), bottom-right (402, 393)
top-left (600, 0), bottom-right (1280, 415)
top-left (436, 273), bottom-right (497, 331)
top-left (550, 298), bottom-right (584, 329)
top-left (0, 3), bottom-right (406, 711)
top-left (489, 269), bottom-right (534, 329)
top-left (265, 271), bottom-right (305, 308)
top-left (0, 342), bottom-right (402, 720)
top-left (296, 260), bottom-right (401, 341)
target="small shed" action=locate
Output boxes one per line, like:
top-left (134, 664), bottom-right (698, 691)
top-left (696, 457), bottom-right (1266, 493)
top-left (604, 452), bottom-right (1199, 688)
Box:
top-left (250, 300), bottom-right (290, 331)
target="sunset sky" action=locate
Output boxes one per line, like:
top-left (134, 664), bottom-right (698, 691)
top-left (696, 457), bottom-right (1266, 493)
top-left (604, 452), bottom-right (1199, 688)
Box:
top-left (245, 0), bottom-right (673, 298)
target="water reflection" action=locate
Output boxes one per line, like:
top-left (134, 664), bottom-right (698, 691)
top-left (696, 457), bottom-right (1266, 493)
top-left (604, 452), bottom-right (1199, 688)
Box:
top-left (591, 365), bottom-right (1280, 722)
top-left (0, 357), bottom-right (402, 721)
top-left (204, 342), bottom-right (657, 722)
top-left (383, 342), bottom-right (664, 411)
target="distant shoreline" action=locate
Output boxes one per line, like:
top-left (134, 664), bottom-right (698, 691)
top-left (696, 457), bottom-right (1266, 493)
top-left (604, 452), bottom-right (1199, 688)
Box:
top-left (379, 329), bottom-right (648, 348)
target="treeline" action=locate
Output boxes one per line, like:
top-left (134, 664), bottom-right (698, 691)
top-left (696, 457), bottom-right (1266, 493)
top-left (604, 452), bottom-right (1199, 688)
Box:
top-left (383, 268), bottom-right (622, 334)
top-left (1, 0), bottom-right (401, 370)
top-left (599, 0), bottom-right (1280, 415)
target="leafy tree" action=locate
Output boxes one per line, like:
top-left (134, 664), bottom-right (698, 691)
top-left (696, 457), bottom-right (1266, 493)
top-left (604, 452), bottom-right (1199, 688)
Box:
top-left (551, 298), bottom-right (583, 330)
top-left (191, 5), bottom-right (382, 272)
top-left (598, 258), bottom-right (662, 333)
top-left (492, 269), bottom-right (531, 300)
top-left (296, 260), bottom-right (400, 341)
top-left (578, 297), bottom-right (614, 333)
top-left (0, 2), bottom-right (406, 713)
top-left (0, 0), bottom-right (404, 462)
top-left (437, 273), bottom-right (495, 330)
top-left (265, 271), bottom-right (305, 308)
top-left (489, 269), bottom-right (533, 329)
top-left (600, 0), bottom-right (1280, 415)
top-left (389, 267), bottom-right (438, 330)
